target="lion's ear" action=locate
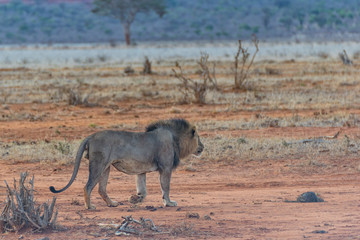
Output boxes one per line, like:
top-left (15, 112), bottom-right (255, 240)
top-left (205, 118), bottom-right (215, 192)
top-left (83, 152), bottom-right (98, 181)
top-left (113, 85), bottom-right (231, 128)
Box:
top-left (191, 127), bottom-right (196, 137)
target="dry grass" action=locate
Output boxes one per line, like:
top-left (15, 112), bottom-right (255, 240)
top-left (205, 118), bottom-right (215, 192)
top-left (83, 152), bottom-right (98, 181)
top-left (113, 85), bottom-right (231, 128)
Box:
top-left (197, 112), bottom-right (360, 130)
top-left (0, 140), bottom-right (81, 165)
top-left (185, 135), bottom-right (359, 167)
top-left (1, 46), bottom-right (360, 176)
top-left (1, 135), bottom-right (359, 171)
top-left (0, 58), bottom-right (360, 110)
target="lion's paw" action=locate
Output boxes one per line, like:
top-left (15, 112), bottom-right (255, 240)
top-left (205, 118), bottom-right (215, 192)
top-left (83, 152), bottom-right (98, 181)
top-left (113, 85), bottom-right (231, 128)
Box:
top-left (86, 204), bottom-right (96, 210)
top-left (164, 200), bottom-right (177, 207)
top-left (107, 200), bottom-right (119, 207)
top-left (129, 194), bottom-right (144, 204)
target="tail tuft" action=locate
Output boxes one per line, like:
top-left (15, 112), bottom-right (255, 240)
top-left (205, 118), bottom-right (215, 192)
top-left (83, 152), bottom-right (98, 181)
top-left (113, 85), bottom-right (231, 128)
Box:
top-left (49, 186), bottom-right (57, 193)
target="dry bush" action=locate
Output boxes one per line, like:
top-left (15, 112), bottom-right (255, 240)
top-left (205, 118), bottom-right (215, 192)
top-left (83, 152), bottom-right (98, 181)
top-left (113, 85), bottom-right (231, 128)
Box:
top-left (124, 66), bottom-right (135, 74)
top-left (353, 50), bottom-right (360, 60)
top-left (143, 56), bottom-right (152, 74)
top-left (172, 52), bottom-right (217, 104)
top-left (0, 89), bottom-right (11, 104)
top-left (54, 79), bottom-right (93, 106)
top-left (339, 50), bottom-right (353, 65)
top-left (317, 52), bottom-right (329, 59)
top-left (67, 80), bottom-right (93, 106)
top-left (233, 35), bottom-right (259, 90)
top-left (0, 172), bottom-right (58, 233)
top-left (265, 67), bottom-right (281, 75)
top-left (97, 54), bottom-right (109, 62)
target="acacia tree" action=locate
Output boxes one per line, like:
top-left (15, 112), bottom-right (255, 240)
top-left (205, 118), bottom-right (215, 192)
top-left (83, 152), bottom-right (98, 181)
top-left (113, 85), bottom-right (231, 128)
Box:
top-left (92, 0), bottom-right (166, 45)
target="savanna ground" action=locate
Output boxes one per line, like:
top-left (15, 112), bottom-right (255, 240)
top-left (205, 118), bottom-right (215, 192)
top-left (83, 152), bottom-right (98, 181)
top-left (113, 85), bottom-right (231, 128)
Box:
top-left (1, 42), bottom-right (360, 239)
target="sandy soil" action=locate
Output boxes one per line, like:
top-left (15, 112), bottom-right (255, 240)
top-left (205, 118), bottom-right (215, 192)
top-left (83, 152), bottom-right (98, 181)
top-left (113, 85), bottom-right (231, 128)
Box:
top-left (1, 102), bottom-right (360, 240)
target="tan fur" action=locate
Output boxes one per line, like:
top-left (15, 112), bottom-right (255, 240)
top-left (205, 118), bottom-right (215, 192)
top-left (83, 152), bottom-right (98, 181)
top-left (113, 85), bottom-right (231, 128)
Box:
top-left (50, 119), bottom-right (203, 209)
top-left (179, 126), bottom-right (199, 158)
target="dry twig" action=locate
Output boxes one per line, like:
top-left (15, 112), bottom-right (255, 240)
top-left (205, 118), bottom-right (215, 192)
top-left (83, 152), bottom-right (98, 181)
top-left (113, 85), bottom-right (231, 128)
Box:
top-left (113, 215), bottom-right (160, 236)
top-left (285, 131), bottom-right (340, 145)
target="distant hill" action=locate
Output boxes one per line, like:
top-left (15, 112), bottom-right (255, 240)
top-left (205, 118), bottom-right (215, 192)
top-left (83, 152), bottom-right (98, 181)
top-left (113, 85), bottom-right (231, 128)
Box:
top-left (0, 0), bottom-right (360, 44)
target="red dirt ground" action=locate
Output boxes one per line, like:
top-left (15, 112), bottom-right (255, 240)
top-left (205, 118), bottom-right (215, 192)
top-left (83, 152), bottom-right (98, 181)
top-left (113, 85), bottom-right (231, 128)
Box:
top-left (1, 102), bottom-right (360, 239)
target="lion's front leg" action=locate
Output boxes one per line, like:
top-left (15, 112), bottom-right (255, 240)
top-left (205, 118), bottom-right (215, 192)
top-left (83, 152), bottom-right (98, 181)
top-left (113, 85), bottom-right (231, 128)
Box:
top-left (129, 173), bottom-right (147, 204)
top-left (159, 170), bottom-right (177, 207)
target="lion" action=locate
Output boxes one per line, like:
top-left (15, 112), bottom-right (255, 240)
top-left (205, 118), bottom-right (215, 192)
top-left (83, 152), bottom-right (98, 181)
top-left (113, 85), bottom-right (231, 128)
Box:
top-left (49, 118), bottom-right (203, 209)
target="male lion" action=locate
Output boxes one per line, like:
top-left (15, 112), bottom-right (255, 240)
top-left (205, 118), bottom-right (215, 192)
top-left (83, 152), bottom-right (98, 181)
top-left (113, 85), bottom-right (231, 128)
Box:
top-left (49, 119), bottom-right (203, 209)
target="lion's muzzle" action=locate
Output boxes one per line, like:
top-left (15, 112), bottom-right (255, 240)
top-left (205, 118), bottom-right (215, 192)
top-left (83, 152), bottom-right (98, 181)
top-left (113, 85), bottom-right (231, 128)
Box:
top-left (193, 139), bottom-right (204, 157)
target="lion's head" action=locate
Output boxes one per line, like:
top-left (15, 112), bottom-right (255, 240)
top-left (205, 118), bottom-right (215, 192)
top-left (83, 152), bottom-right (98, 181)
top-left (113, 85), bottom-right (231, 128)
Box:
top-left (146, 118), bottom-right (203, 159)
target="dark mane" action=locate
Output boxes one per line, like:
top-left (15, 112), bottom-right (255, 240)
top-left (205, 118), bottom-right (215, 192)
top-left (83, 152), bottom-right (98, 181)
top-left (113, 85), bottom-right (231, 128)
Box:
top-left (146, 119), bottom-right (190, 169)
top-left (145, 118), bottom-right (190, 134)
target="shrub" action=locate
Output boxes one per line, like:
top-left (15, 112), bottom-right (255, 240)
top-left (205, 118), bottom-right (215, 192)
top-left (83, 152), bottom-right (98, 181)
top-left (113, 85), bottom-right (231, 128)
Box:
top-left (172, 52), bottom-right (217, 104)
top-left (233, 35), bottom-right (259, 90)
top-left (0, 172), bottom-right (58, 233)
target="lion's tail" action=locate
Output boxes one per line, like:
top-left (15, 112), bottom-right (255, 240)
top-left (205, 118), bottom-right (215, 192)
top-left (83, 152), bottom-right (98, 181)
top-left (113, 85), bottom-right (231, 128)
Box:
top-left (49, 136), bottom-right (90, 193)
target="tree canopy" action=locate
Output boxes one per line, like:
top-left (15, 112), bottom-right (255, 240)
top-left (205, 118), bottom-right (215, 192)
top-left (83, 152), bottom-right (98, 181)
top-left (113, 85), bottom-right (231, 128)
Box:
top-left (92, 0), bottom-right (166, 45)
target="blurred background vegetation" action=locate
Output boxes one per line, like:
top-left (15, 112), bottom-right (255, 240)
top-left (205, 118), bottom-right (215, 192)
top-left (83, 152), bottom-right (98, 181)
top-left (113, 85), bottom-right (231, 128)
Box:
top-left (0, 0), bottom-right (359, 44)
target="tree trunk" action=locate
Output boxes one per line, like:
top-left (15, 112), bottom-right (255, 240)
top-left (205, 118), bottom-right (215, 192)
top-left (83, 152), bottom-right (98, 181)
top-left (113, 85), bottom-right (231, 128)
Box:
top-left (123, 23), bottom-right (131, 46)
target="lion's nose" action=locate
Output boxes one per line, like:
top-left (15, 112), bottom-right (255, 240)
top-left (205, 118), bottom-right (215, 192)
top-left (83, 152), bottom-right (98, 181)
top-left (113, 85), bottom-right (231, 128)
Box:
top-left (197, 145), bottom-right (204, 154)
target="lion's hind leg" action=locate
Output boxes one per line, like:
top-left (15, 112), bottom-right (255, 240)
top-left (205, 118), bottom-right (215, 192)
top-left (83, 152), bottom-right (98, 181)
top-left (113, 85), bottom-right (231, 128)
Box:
top-left (84, 152), bottom-right (110, 210)
top-left (98, 167), bottom-right (119, 207)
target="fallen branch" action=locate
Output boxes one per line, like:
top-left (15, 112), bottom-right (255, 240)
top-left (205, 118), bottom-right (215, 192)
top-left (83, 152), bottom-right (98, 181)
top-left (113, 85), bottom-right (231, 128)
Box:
top-left (98, 215), bottom-right (160, 236)
top-left (284, 131), bottom-right (340, 145)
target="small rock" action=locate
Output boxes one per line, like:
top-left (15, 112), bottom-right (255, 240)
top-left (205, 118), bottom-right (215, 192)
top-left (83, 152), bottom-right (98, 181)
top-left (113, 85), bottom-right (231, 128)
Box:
top-left (35, 237), bottom-right (50, 240)
top-left (186, 212), bottom-right (200, 219)
top-left (297, 192), bottom-right (324, 203)
top-left (312, 230), bottom-right (328, 234)
top-left (203, 215), bottom-right (212, 220)
top-left (145, 205), bottom-right (157, 211)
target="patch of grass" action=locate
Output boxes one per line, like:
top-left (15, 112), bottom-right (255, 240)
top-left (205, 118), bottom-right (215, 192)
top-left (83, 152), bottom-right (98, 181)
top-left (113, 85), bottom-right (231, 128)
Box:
top-left (196, 135), bottom-right (359, 165)
top-left (197, 112), bottom-right (360, 131)
top-left (0, 140), bottom-right (80, 164)
top-left (53, 141), bottom-right (71, 155)
top-left (1, 57), bottom-right (360, 111)
top-left (1, 135), bottom-right (359, 177)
